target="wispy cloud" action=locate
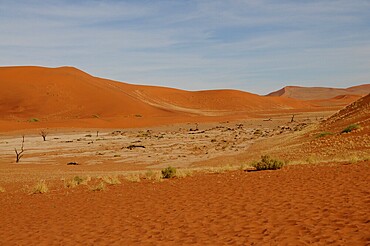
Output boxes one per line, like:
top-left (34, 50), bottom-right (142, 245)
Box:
top-left (0, 0), bottom-right (369, 94)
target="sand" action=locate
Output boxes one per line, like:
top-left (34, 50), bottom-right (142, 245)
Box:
top-left (1, 66), bottom-right (369, 245)
top-left (0, 66), bottom-right (359, 132)
top-left (0, 162), bottom-right (369, 245)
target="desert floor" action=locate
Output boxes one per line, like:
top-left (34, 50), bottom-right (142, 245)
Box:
top-left (0, 162), bottom-right (369, 245)
top-left (1, 111), bottom-right (369, 245)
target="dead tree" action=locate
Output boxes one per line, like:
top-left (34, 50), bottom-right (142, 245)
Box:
top-left (40, 130), bottom-right (48, 141)
top-left (15, 136), bottom-right (25, 163)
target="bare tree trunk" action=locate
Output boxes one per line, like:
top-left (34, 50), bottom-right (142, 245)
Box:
top-left (40, 130), bottom-right (48, 141)
top-left (15, 136), bottom-right (25, 163)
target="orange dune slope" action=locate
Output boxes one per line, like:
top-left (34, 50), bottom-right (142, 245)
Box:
top-left (0, 66), bottom-right (319, 131)
top-left (267, 84), bottom-right (370, 100)
top-left (0, 66), bottom-right (173, 120)
top-left (321, 93), bottom-right (370, 131)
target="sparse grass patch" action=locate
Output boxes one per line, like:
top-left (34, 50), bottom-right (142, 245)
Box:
top-left (316, 132), bottom-right (333, 138)
top-left (161, 166), bottom-right (177, 179)
top-left (144, 170), bottom-right (163, 181)
top-left (102, 175), bottom-right (121, 185)
top-left (0, 186), bottom-right (5, 192)
top-left (252, 155), bottom-right (284, 171)
top-left (31, 180), bottom-right (48, 194)
top-left (64, 176), bottom-right (90, 188)
top-left (175, 168), bottom-right (193, 178)
top-left (90, 182), bottom-right (106, 191)
top-left (206, 165), bottom-right (236, 174)
top-left (125, 174), bottom-right (141, 182)
top-left (341, 124), bottom-right (360, 133)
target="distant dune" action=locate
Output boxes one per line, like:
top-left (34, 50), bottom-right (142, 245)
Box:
top-left (267, 85), bottom-right (370, 100)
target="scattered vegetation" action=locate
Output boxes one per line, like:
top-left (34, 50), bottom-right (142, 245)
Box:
top-left (316, 132), bottom-right (333, 138)
top-left (0, 186), bottom-right (5, 193)
top-left (341, 124), bottom-right (360, 133)
top-left (144, 170), bottom-right (163, 181)
top-left (175, 168), bottom-right (193, 178)
top-left (125, 174), bottom-right (141, 182)
top-left (31, 180), bottom-right (49, 194)
top-left (206, 165), bottom-right (236, 174)
top-left (14, 135), bottom-right (25, 163)
top-left (252, 155), bottom-right (284, 171)
top-left (102, 175), bottom-right (121, 185)
top-left (90, 182), bottom-right (106, 191)
top-left (161, 166), bottom-right (177, 179)
top-left (64, 176), bottom-right (90, 188)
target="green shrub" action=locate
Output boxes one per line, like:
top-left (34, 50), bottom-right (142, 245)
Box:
top-left (252, 155), bottom-right (284, 171)
top-left (316, 132), bottom-right (333, 138)
top-left (341, 124), bottom-right (360, 133)
top-left (161, 166), bottom-right (177, 179)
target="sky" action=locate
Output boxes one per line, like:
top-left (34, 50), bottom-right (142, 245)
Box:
top-left (0, 0), bottom-right (370, 94)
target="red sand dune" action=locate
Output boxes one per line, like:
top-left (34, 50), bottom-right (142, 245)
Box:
top-left (321, 93), bottom-right (370, 131)
top-left (0, 66), bottom-right (317, 131)
top-left (267, 84), bottom-right (370, 100)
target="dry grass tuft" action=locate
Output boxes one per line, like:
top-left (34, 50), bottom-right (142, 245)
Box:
top-left (206, 165), bottom-right (236, 174)
top-left (31, 180), bottom-right (49, 194)
top-left (90, 182), bottom-right (106, 191)
top-left (102, 175), bottom-right (121, 185)
top-left (64, 176), bottom-right (91, 188)
top-left (144, 170), bottom-right (163, 182)
top-left (175, 168), bottom-right (193, 178)
top-left (125, 174), bottom-right (141, 182)
top-left (0, 186), bottom-right (5, 193)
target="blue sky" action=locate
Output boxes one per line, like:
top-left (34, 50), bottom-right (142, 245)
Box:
top-left (1, 0), bottom-right (369, 94)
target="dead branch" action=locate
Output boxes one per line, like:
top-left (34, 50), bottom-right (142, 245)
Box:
top-left (15, 135), bottom-right (25, 163)
top-left (40, 130), bottom-right (48, 141)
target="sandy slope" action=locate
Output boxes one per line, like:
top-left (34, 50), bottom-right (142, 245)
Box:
top-left (321, 93), bottom-right (370, 131)
top-left (0, 66), bottom-right (345, 132)
top-left (0, 162), bottom-right (369, 245)
top-left (267, 84), bottom-right (370, 100)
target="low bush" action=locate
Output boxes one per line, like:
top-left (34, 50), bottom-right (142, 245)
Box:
top-left (341, 124), bottom-right (360, 133)
top-left (252, 155), bottom-right (284, 171)
top-left (161, 166), bottom-right (177, 179)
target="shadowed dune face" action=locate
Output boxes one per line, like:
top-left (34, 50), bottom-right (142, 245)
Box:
top-left (267, 84), bottom-right (370, 100)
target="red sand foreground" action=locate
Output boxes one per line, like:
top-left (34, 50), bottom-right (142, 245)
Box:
top-left (1, 162), bottom-right (369, 245)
